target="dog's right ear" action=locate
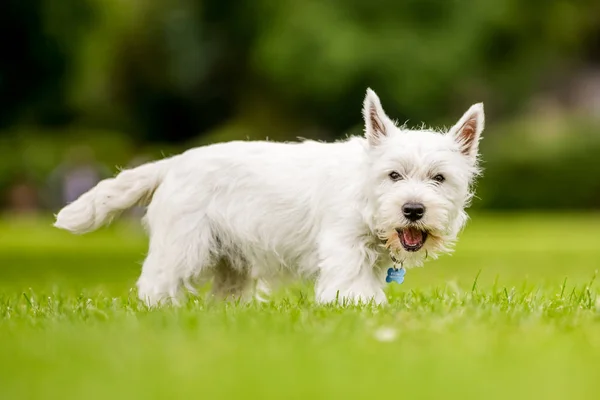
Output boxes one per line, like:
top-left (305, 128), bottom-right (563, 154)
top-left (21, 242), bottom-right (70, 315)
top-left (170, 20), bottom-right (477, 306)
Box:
top-left (448, 103), bottom-right (485, 162)
top-left (363, 88), bottom-right (394, 146)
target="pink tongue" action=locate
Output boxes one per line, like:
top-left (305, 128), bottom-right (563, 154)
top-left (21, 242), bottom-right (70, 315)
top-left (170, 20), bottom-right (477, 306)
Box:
top-left (402, 228), bottom-right (423, 246)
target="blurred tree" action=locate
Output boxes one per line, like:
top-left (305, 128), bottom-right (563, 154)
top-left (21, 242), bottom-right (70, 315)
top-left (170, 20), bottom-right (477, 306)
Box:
top-left (0, 0), bottom-right (599, 141)
top-left (2, 0), bottom-right (600, 210)
top-left (0, 0), bottom-right (86, 127)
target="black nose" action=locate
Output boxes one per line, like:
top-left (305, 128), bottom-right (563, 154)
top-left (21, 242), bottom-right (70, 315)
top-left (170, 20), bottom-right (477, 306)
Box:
top-left (402, 203), bottom-right (425, 221)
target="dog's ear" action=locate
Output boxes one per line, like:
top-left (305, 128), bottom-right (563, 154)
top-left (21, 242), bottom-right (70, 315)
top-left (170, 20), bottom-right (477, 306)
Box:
top-left (448, 103), bottom-right (484, 161)
top-left (363, 88), bottom-right (395, 146)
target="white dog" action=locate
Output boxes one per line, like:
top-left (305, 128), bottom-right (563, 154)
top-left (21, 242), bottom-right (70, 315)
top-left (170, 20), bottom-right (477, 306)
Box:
top-left (54, 89), bottom-right (484, 306)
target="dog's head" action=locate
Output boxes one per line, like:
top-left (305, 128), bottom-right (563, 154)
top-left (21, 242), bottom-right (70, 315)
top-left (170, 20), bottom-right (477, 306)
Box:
top-left (363, 89), bottom-right (484, 266)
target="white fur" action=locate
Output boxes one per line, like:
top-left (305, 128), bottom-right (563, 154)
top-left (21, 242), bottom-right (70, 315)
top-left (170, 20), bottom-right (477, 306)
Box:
top-left (54, 89), bottom-right (484, 307)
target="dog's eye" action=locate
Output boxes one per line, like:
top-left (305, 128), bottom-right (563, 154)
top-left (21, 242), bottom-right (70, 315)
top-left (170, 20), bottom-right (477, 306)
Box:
top-left (389, 171), bottom-right (402, 181)
top-left (433, 174), bottom-right (445, 183)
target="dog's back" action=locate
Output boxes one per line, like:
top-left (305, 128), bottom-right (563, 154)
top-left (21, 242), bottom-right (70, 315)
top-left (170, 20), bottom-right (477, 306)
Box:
top-left (146, 138), bottom-right (372, 274)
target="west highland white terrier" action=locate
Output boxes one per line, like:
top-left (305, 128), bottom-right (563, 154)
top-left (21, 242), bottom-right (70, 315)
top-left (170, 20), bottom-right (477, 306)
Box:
top-left (55, 89), bottom-right (484, 306)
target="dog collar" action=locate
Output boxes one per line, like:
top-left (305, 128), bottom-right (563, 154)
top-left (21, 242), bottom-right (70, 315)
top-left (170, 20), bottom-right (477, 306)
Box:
top-left (386, 267), bottom-right (405, 284)
top-left (386, 253), bottom-right (405, 284)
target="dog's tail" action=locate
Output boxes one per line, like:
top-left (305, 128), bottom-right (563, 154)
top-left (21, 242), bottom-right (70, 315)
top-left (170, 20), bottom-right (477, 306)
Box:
top-left (54, 158), bottom-right (172, 234)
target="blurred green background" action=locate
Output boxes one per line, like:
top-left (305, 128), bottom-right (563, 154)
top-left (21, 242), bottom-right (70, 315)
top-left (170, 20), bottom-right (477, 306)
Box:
top-left (2, 0), bottom-right (600, 213)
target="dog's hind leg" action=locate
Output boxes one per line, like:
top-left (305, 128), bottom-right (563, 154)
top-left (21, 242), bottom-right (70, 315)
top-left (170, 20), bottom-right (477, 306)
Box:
top-left (210, 259), bottom-right (252, 302)
top-left (136, 214), bottom-right (217, 307)
top-left (136, 249), bottom-right (185, 307)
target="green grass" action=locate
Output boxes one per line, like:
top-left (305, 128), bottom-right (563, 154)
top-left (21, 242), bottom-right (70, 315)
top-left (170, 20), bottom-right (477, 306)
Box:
top-left (1, 213), bottom-right (600, 399)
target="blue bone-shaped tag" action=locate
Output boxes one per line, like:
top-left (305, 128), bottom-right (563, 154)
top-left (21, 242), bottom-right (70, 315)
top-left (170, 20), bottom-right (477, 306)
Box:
top-left (386, 267), bottom-right (405, 284)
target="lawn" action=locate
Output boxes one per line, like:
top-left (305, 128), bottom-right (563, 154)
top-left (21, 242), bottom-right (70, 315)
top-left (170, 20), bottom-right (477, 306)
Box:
top-left (1, 213), bottom-right (599, 399)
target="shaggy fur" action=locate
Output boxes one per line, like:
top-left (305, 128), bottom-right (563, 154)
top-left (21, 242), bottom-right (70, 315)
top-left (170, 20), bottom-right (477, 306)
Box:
top-left (54, 89), bottom-right (484, 306)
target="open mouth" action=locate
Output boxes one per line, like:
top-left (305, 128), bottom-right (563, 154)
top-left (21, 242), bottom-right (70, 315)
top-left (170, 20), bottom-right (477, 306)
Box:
top-left (396, 227), bottom-right (428, 252)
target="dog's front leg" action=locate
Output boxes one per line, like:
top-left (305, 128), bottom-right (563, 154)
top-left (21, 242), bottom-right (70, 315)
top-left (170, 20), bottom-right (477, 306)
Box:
top-left (314, 232), bottom-right (386, 306)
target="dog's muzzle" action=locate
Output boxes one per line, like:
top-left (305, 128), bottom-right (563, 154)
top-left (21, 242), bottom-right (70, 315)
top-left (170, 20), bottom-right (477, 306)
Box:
top-left (395, 227), bottom-right (428, 252)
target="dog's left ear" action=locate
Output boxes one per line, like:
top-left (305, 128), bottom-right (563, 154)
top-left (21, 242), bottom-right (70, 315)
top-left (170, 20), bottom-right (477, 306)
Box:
top-left (448, 103), bottom-right (484, 161)
top-left (363, 88), bottom-right (395, 146)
